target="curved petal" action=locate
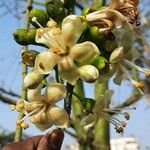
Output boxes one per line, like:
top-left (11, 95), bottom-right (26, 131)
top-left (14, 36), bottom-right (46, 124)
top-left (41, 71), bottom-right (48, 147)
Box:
top-left (81, 114), bottom-right (95, 126)
top-left (35, 123), bottom-right (53, 131)
top-left (34, 51), bottom-right (59, 74)
top-left (58, 56), bottom-right (79, 85)
top-left (45, 83), bottom-right (67, 104)
top-left (70, 41), bottom-right (100, 64)
top-left (47, 105), bottom-right (69, 128)
top-left (62, 15), bottom-right (83, 47)
top-left (113, 66), bottom-right (123, 85)
top-left (27, 85), bottom-right (43, 101)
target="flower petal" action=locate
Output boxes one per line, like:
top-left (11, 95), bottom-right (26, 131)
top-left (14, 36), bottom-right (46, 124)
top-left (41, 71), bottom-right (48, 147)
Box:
top-left (34, 51), bottom-right (59, 74)
top-left (70, 41), bottom-right (100, 64)
top-left (27, 86), bottom-right (43, 101)
top-left (109, 0), bottom-right (124, 9)
top-left (113, 67), bottom-right (123, 85)
top-left (45, 83), bottom-right (67, 104)
top-left (58, 56), bottom-right (79, 85)
top-left (47, 105), bottom-right (69, 128)
top-left (81, 114), bottom-right (95, 126)
top-left (62, 15), bottom-right (83, 47)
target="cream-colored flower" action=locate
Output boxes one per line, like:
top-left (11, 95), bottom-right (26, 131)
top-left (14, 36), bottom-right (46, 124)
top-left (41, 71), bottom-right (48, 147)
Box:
top-left (99, 46), bottom-right (150, 91)
top-left (32, 15), bottom-right (100, 85)
top-left (86, 0), bottom-right (139, 33)
top-left (14, 83), bottom-right (69, 131)
top-left (81, 90), bottom-right (131, 133)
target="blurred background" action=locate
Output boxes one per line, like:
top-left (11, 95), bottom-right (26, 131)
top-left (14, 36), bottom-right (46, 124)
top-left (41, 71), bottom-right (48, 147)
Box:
top-left (0, 0), bottom-right (150, 149)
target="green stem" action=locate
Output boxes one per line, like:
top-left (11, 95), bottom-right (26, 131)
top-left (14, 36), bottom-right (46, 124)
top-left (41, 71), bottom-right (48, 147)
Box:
top-left (94, 82), bottom-right (110, 150)
top-left (14, 0), bottom-right (33, 142)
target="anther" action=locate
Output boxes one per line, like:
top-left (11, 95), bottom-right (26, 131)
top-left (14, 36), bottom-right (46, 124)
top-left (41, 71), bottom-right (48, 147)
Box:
top-left (121, 121), bottom-right (127, 127)
top-left (134, 81), bottom-right (144, 89)
top-left (10, 105), bottom-right (16, 111)
top-left (47, 20), bottom-right (57, 28)
top-left (124, 112), bottom-right (130, 120)
top-left (21, 122), bottom-right (29, 130)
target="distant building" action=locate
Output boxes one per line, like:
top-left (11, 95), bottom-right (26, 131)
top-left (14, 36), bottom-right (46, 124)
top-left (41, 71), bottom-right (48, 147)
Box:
top-left (65, 137), bottom-right (140, 150)
top-left (111, 137), bottom-right (140, 150)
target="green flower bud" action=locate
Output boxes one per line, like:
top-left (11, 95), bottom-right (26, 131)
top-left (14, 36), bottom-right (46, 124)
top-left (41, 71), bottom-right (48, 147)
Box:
top-left (91, 56), bottom-right (108, 71)
top-left (22, 50), bottom-right (39, 67)
top-left (89, 26), bottom-right (100, 40)
top-left (29, 9), bottom-right (49, 27)
top-left (24, 71), bottom-right (44, 89)
top-left (13, 28), bottom-right (36, 46)
top-left (82, 98), bottom-right (95, 113)
top-left (79, 65), bottom-right (99, 83)
top-left (45, 0), bottom-right (66, 23)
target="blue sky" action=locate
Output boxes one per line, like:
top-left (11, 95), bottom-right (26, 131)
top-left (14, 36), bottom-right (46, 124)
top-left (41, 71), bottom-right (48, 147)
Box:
top-left (0, 3), bottom-right (150, 149)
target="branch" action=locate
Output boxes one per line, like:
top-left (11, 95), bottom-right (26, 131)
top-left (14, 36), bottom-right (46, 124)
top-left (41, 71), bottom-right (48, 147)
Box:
top-left (75, 2), bottom-right (84, 10)
top-left (0, 87), bottom-right (20, 98)
top-left (111, 93), bottom-right (142, 115)
top-left (0, 95), bottom-right (16, 105)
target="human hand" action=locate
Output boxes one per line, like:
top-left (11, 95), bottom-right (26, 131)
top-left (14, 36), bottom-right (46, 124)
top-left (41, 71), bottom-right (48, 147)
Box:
top-left (3, 129), bottom-right (64, 150)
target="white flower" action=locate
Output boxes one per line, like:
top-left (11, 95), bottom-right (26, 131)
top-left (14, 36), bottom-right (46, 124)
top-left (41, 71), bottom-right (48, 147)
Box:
top-left (32, 15), bottom-right (100, 85)
top-left (14, 83), bottom-right (69, 131)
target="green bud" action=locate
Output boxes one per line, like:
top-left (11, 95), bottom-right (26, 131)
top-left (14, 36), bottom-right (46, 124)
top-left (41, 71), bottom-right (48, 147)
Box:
top-left (45, 0), bottom-right (66, 23)
top-left (22, 50), bottom-right (39, 67)
top-left (82, 98), bottom-right (95, 113)
top-left (89, 26), bottom-right (100, 39)
top-left (13, 28), bottom-right (36, 46)
top-left (29, 9), bottom-right (49, 27)
top-left (91, 56), bottom-right (108, 71)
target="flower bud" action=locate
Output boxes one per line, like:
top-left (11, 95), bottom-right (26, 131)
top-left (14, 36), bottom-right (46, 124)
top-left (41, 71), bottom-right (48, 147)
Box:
top-left (82, 98), bottom-right (95, 113)
top-left (91, 56), bottom-right (108, 71)
top-left (79, 65), bottom-right (99, 83)
top-left (29, 9), bottom-right (49, 27)
top-left (22, 50), bottom-right (39, 67)
top-left (24, 71), bottom-right (44, 89)
top-left (13, 28), bottom-right (37, 46)
top-left (45, 0), bottom-right (66, 23)
top-left (47, 106), bottom-right (69, 128)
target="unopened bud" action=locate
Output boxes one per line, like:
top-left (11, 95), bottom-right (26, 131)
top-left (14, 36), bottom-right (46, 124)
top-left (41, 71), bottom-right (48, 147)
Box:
top-left (22, 50), bottom-right (39, 67)
top-left (24, 71), bottom-right (44, 89)
top-left (79, 65), bottom-right (99, 83)
top-left (29, 9), bottom-right (49, 27)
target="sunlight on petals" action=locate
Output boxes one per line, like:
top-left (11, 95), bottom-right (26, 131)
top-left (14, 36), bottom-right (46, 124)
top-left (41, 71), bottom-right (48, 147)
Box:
top-left (70, 41), bottom-right (100, 64)
top-left (34, 51), bottom-right (59, 74)
top-left (62, 15), bottom-right (83, 47)
top-left (47, 105), bottom-right (69, 128)
top-left (45, 83), bottom-right (67, 104)
top-left (58, 56), bottom-right (79, 85)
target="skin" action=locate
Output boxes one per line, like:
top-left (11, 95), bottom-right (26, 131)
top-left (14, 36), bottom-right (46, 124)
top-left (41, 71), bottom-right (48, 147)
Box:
top-left (2, 129), bottom-right (64, 150)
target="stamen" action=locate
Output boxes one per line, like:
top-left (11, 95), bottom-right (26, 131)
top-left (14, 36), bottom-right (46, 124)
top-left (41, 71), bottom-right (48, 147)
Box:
top-left (124, 112), bottom-right (130, 120)
top-left (32, 17), bottom-right (44, 28)
top-left (47, 20), bottom-right (57, 28)
top-left (120, 64), bottom-right (144, 90)
top-left (124, 59), bottom-right (150, 77)
top-left (10, 105), bottom-right (16, 111)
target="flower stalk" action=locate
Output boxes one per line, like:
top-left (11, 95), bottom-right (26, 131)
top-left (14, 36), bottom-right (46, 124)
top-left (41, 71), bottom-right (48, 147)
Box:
top-left (14, 0), bottom-right (33, 142)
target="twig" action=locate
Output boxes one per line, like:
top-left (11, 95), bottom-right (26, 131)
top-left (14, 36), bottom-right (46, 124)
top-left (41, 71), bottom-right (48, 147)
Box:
top-left (64, 130), bottom-right (78, 138)
top-left (75, 2), bottom-right (84, 10)
top-left (0, 87), bottom-right (20, 98)
top-left (64, 83), bottom-right (74, 116)
top-left (0, 95), bottom-right (16, 105)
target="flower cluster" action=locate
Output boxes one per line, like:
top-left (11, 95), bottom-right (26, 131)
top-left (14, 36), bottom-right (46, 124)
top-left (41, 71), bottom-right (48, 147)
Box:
top-left (11, 83), bottom-right (69, 130)
top-left (12, 0), bottom-right (148, 133)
